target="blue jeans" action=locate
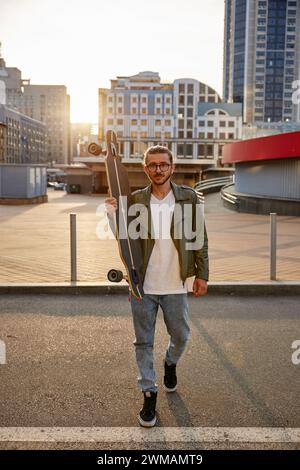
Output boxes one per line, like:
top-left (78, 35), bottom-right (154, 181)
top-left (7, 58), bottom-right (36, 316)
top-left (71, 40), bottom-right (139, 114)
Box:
top-left (130, 293), bottom-right (190, 393)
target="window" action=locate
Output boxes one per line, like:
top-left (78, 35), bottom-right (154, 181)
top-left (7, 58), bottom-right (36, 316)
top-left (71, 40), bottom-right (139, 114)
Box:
top-left (141, 108), bottom-right (147, 114)
top-left (141, 119), bottom-right (147, 125)
top-left (117, 107), bottom-right (122, 114)
top-left (198, 144), bottom-right (205, 157)
top-left (186, 143), bottom-right (193, 155)
top-left (187, 96), bottom-right (193, 106)
top-left (219, 121), bottom-right (226, 127)
top-left (228, 133), bottom-right (234, 139)
top-left (198, 132), bottom-right (205, 139)
top-left (179, 84), bottom-right (185, 93)
top-left (178, 119), bottom-right (184, 129)
top-left (131, 107), bottom-right (137, 114)
top-left (207, 132), bottom-right (214, 139)
top-left (228, 121), bottom-right (235, 127)
top-left (117, 119), bottom-right (123, 125)
top-left (219, 133), bottom-right (226, 139)
top-left (178, 131), bottom-right (184, 138)
top-left (207, 145), bottom-right (214, 157)
top-left (198, 120), bottom-right (205, 127)
top-left (107, 119), bottom-right (114, 125)
top-left (155, 120), bottom-right (161, 126)
top-left (187, 84), bottom-right (194, 94)
top-left (207, 121), bottom-right (214, 127)
top-left (187, 131), bottom-right (193, 138)
top-left (131, 119), bottom-right (137, 125)
top-left (165, 120), bottom-right (171, 126)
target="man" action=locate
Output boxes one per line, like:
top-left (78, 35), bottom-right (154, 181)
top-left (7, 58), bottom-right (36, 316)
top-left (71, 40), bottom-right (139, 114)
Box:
top-left (105, 145), bottom-right (208, 427)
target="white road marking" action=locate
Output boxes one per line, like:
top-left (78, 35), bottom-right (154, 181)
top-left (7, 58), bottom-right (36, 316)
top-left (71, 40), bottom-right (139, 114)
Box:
top-left (0, 427), bottom-right (300, 443)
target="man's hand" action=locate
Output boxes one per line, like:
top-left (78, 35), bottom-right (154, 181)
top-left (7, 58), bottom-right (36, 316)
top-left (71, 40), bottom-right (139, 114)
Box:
top-left (193, 278), bottom-right (208, 297)
top-left (105, 191), bottom-right (118, 215)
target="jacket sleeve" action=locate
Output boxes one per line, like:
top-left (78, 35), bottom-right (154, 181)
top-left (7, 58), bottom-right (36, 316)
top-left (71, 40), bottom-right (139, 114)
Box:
top-left (193, 193), bottom-right (209, 281)
top-left (194, 220), bottom-right (209, 281)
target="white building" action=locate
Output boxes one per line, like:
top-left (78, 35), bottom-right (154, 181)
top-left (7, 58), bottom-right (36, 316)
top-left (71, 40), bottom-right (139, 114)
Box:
top-left (99, 71), bottom-right (242, 167)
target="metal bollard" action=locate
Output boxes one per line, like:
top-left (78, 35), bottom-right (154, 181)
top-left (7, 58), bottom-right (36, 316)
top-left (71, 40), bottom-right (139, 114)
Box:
top-left (70, 213), bottom-right (77, 282)
top-left (270, 212), bottom-right (277, 281)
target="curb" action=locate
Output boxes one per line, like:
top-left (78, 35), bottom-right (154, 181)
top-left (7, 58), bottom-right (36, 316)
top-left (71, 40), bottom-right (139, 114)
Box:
top-left (0, 281), bottom-right (299, 296)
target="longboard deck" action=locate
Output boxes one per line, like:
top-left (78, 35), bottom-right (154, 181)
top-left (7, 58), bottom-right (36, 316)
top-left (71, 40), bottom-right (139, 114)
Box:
top-left (93, 131), bottom-right (144, 300)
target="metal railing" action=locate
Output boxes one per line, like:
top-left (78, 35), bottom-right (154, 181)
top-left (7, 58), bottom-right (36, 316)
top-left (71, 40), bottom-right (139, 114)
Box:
top-left (194, 176), bottom-right (234, 194)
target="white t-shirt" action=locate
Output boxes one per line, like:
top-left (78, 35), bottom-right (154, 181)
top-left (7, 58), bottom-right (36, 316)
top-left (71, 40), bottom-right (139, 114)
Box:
top-left (143, 190), bottom-right (189, 295)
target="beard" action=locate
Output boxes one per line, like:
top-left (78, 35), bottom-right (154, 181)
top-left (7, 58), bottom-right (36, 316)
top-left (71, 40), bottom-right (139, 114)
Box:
top-left (149, 172), bottom-right (171, 185)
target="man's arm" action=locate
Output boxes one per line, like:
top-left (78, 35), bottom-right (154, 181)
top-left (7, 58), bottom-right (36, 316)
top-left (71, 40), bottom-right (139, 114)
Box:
top-left (193, 193), bottom-right (209, 296)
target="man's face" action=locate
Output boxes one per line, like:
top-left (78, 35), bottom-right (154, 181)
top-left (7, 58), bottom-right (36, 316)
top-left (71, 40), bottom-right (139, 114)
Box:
top-left (144, 152), bottom-right (175, 185)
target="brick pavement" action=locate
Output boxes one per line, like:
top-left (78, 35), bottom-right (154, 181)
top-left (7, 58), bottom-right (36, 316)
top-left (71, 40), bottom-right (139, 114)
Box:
top-left (0, 188), bottom-right (299, 283)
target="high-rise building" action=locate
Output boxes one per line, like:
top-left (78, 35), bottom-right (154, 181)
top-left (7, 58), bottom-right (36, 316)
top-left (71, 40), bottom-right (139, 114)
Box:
top-left (223, 0), bottom-right (300, 123)
top-left (0, 46), bottom-right (70, 164)
top-left (19, 85), bottom-right (70, 165)
top-left (98, 71), bottom-right (242, 165)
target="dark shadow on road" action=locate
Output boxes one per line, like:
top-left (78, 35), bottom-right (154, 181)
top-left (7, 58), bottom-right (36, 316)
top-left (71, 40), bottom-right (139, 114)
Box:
top-left (164, 392), bottom-right (194, 427)
top-left (191, 316), bottom-right (283, 426)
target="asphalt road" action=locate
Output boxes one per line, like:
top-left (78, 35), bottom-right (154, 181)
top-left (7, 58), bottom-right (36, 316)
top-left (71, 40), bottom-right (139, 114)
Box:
top-left (0, 293), bottom-right (300, 450)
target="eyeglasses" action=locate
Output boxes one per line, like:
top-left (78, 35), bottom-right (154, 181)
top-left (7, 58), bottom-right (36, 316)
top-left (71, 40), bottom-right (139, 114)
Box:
top-left (146, 163), bottom-right (171, 173)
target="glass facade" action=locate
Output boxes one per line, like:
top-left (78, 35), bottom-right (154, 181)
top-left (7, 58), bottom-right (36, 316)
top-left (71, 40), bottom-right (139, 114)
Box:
top-left (223, 0), bottom-right (232, 101)
top-left (233, 0), bottom-right (247, 103)
top-left (264, 0), bottom-right (287, 121)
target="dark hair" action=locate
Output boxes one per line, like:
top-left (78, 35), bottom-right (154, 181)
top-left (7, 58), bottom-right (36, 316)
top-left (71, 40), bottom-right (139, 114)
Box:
top-left (143, 145), bottom-right (173, 166)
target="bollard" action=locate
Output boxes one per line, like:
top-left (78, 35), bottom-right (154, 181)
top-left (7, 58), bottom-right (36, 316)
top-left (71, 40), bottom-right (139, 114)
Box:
top-left (70, 213), bottom-right (77, 282)
top-left (270, 212), bottom-right (277, 281)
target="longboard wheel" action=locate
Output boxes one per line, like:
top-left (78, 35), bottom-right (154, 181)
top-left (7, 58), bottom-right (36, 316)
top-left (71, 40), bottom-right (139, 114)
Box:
top-left (107, 269), bottom-right (124, 283)
top-left (88, 142), bottom-right (102, 156)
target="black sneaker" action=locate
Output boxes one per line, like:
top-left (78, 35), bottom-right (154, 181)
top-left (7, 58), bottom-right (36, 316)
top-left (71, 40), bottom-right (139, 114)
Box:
top-left (163, 361), bottom-right (177, 392)
top-left (138, 391), bottom-right (157, 427)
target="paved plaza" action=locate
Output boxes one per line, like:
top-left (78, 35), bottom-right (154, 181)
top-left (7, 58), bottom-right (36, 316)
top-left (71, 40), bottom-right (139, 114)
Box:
top-left (0, 188), bottom-right (299, 283)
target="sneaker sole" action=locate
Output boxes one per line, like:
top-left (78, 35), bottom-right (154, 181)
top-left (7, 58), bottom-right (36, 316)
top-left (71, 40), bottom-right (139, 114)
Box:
top-left (138, 415), bottom-right (157, 427)
top-left (163, 383), bottom-right (177, 393)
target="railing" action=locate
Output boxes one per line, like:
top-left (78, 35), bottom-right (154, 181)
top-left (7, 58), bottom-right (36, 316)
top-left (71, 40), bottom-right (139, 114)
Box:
top-left (194, 176), bottom-right (234, 194)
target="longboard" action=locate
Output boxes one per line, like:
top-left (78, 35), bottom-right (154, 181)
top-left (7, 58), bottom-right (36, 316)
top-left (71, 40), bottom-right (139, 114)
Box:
top-left (88, 131), bottom-right (144, 300)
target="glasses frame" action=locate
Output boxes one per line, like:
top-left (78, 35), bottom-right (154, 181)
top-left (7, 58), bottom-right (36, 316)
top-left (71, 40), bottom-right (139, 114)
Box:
top-left (146, 163), bottom-right (171, 173)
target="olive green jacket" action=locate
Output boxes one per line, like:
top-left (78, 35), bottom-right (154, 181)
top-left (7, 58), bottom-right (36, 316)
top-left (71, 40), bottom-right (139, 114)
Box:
top-left (131, 181), bottom-right (209, 283)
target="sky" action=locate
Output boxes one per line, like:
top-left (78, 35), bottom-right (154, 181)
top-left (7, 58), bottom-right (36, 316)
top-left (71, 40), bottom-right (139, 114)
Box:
top-left (0, 0), bottom-right (225, 123)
